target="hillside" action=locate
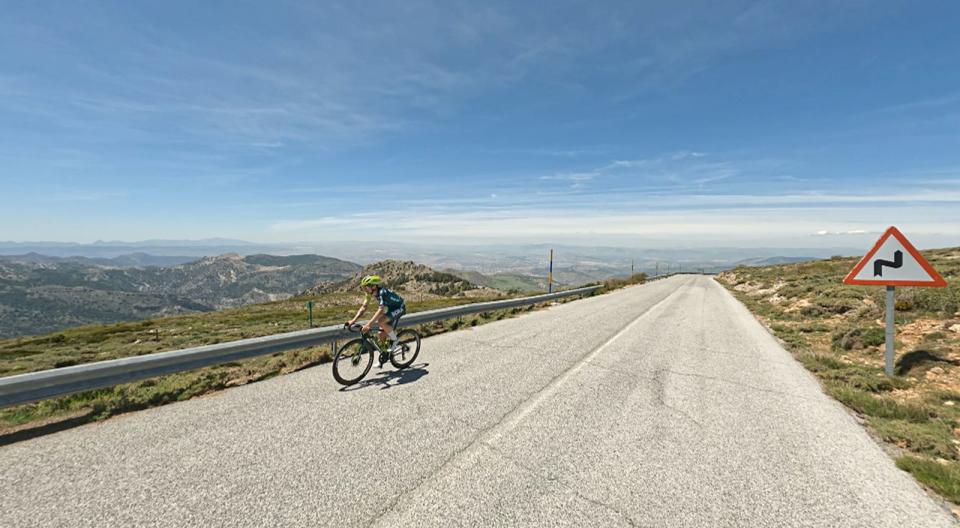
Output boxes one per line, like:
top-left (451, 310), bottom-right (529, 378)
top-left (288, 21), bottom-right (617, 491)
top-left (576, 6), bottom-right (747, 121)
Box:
top-left (0, 253), bottom-right (361, 338)
top-left (143, 253), bottom-right (360, 307)
top-left (717, 246), bottom-right (960, 503)
top-left (447, 269), bottom-right (553, 293)
top-left (3, 252), bottom-right (197, 268)
top-left (731, 256), bottom-right (818, 267)
top-left (306, 259), bottom-right (494, 299)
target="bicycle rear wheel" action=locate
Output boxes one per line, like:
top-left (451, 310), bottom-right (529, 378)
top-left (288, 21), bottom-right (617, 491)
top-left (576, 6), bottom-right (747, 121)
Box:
top-left (389, 329), bottom-right (421, 369)
top-left (332, 338), bottom-right (373, 386)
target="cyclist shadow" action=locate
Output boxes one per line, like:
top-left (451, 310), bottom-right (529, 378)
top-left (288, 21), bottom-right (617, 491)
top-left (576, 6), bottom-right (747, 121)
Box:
top-left (339, 362), bottom-right (430, 392)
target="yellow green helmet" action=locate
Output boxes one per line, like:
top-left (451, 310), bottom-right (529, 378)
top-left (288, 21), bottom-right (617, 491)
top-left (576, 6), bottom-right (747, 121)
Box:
top-left (360, 275), bottom-right (381, 287)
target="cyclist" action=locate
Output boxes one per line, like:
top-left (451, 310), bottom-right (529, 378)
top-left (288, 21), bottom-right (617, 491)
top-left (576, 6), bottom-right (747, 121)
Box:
top-left (345, 275), bottom-right (406, 362)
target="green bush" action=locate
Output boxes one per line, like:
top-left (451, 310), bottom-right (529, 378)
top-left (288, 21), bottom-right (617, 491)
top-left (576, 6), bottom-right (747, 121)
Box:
top-left (826, 384), bottom-right (930, 422)
top-left (895, 286), bottom-right (960, 316)
top-left (832, 326), bottom-right (886, 351)
top-left (815, 296), bottom-right (860, 315)
top-left (799, 353), bottom-right (848, 372)
top-left (861, 327), bottom-right (886, 347)
top-left (870, 419), bottom-right (957, 460)
top-left (599, 273), bottom-right (648, 293)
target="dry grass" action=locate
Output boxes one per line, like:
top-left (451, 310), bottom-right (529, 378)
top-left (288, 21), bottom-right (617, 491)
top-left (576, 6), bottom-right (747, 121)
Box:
top-left (717, 247), bottom-right (960, 505)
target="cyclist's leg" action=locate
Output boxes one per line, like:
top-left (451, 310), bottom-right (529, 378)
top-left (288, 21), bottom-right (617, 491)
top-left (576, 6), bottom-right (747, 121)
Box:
top-left (371, 311), bottom-right (389, 341)
top-left (379, 315), bottom-right (392, 341)
top-left (384, 307), bottom-right (405, 346)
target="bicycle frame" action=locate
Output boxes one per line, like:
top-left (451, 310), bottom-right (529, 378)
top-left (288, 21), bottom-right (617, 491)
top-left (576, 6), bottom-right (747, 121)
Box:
top-left (334, 323), bottom-right (421, 386)
top-left (345, 325), bottom-right (390, 355)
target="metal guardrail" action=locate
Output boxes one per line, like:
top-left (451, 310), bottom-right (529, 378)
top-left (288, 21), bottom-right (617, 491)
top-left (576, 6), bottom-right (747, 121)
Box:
top-left (647, 272), bottom-right (714, 281)
top-left (0, 285), bottom-right (602, 408)
top-left (647, 273), bottom-right (676, 282)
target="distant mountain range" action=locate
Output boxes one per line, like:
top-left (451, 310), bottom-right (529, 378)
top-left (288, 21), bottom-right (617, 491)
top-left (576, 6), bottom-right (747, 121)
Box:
top-left (4, 252), bottom-right (199, 268)
top-left (0, 253), bottom-right (361, 338)
top-left (0, 245), bottom-right (840, 339)
top-left (0, 239), bottom-right (289, 259)
top-left (0, 239), bottom-right (862, 274)
top-left (731, 256), bottom-right (820, 267)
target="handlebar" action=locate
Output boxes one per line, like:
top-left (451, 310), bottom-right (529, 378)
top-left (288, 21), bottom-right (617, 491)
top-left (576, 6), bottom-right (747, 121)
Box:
top-left (345, 322), bottom-right (385, 334)
top-left (345, 323), bottom-right (366, 333)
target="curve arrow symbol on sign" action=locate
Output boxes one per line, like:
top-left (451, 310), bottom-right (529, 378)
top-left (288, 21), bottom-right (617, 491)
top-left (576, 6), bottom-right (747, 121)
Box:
top-left (874, 250), bottom-right (903, 277)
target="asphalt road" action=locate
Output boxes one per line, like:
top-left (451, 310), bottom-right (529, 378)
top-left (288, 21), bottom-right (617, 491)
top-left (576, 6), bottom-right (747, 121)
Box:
top-left (2, 275), bottom-right (956, 527)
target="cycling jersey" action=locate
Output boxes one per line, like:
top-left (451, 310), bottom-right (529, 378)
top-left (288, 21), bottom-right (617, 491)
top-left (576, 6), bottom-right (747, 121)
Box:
top-left (366, 286), bottom-right (405, 311)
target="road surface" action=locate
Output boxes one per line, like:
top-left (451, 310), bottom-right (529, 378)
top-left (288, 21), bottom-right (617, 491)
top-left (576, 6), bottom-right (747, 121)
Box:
top-left (2, 275), bottom-right (956, 527)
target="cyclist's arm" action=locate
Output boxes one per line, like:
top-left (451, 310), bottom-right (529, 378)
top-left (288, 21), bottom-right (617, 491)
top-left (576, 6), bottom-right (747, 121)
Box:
top-left (348, 299), bottom-right (370, 325)
top-left (361, 305), bottom-right (386, 332)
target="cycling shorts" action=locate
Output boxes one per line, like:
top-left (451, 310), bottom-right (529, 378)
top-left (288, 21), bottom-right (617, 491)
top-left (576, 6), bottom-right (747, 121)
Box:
top-left (385, 305), bottom-right (405, 327)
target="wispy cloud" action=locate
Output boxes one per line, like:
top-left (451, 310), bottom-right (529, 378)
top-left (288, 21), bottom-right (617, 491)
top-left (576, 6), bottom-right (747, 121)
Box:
top-left (268, 199), bottom-right (960, 247)
top-left (0, 1), bottom-right (881, 153)
top-left (603, 159), bottom-right (651, 170)
top-left (813, 229), bottom-right (876, 236)
top-left (3, 3), bottom-right (958, 246)
top-left (539, 171), bottom-right (601, 184)
top-left (45, 191), bottom-right (127, 203)
top-left (877, 93), bottom-right (960, 114)
top-left (671, 151), bottom-right (708, 160)
top-left (0, 5), bottom-right (500, 152)
top-left (479, 146), bottom-right (610, 158)
top-left (537, 151), bottom-right (754, 192)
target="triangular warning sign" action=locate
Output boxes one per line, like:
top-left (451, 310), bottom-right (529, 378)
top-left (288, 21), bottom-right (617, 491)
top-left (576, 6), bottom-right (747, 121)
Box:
top-left (843, 227), bottom-right (947, 287)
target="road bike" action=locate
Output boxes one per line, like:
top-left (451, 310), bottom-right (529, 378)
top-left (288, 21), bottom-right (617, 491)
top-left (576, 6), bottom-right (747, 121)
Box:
top-left (333, 324), bottom-right (422, 386)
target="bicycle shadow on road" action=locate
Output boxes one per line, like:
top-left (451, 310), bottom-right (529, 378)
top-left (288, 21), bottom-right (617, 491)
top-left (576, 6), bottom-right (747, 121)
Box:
top-left (339, 362), bottom-right (430, 392)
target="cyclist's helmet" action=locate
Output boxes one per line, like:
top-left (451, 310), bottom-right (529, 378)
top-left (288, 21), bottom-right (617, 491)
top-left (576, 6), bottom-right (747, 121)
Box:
top-left (360, 275), bottom-right (381, 287)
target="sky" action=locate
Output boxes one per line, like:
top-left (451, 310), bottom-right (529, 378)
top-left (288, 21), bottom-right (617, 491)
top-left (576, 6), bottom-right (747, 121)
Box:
top-left (1, 0), bottom-right (959, 249)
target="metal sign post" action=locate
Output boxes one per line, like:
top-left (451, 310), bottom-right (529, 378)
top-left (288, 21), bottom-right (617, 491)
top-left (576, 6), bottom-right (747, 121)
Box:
top-left (843, 226), bottom-right (947, 376)
top-left (885, 286), bottom-right (895, 376)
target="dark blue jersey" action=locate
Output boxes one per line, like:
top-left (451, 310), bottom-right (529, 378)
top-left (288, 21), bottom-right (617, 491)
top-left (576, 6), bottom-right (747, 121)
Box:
top-left (366, 286), bottom-right (405, 311)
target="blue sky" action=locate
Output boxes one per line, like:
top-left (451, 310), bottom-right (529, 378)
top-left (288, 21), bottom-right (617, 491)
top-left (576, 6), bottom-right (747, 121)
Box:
top-left (1, 1), bottom-right (959, 249)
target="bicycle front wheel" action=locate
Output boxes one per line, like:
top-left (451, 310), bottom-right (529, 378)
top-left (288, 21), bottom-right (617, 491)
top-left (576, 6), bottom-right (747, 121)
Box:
top-left (332, 338), bottom-right (373, 386)
top-left (389, 329), bottom-right (421, 369)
